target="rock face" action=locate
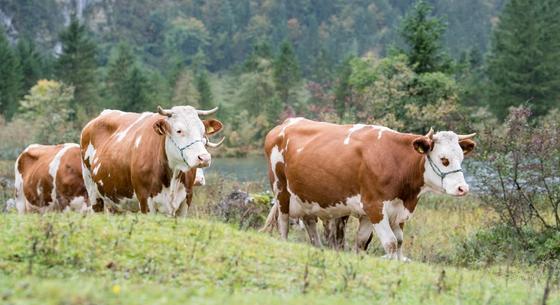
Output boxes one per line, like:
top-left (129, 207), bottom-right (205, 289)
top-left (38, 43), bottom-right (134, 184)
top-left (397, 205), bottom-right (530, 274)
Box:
top-left (1, 0), bottom-right (109, 51)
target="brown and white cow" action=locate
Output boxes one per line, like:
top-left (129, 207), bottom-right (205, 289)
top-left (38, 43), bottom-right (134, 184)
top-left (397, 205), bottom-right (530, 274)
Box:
top-left (80, 106), bottom-right (223, 215)
top-left (14, 143), bottom-right (88, 213)
top-left (262, 118), bottom-right (476, 260)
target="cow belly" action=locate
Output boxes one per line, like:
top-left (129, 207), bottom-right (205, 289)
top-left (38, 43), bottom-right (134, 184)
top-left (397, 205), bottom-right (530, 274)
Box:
top-left (287, 189), bottom-right (366, 219)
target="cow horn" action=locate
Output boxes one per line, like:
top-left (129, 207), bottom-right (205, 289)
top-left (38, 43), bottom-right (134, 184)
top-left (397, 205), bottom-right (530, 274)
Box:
top-left (206, 137), bottom-right (225, 148)
top-left (457, 133), bottom-right (477, 140)
top-left (157, 106), bottom-right (172, 117)
top-left (197, 107), bottom-right (218, 116)
top-left (425, 127), bottom-right (434, 139)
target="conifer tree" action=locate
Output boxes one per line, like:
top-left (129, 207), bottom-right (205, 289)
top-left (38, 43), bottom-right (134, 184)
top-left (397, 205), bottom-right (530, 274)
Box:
top-left (400, 0), bottom-right (451, 74)
top-left (16, 37), bottom-right (43, 93)
top-left (195, 70), bottom-right (214, 109)
top-left (486, 0), bottom-right (560, 118)
top-left (56, 16), bottom-right (98, 116)
top-left (107, 43), bottom-right (135, 109)
top-left (0, 28), bottom-right (22, 119)
top-left (273, 41), bottom-right (300, 106)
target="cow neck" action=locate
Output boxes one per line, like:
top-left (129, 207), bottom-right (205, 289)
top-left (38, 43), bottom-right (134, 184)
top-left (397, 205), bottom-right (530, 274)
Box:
top-left (385, 132), bottom-right (426, 212)
top-left (159, 134), bottom-right (174, 189)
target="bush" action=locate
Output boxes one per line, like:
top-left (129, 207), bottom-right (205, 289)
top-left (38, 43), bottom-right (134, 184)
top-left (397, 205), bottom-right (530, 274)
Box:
top-left (456, 225), bottom-right (560, 267)
top-left (469, 106), bottom-right (560, 265)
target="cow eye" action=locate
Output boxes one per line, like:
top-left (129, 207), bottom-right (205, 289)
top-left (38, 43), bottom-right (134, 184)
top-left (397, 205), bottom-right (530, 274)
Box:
top-left (176, 130), bottom-right (182, 134)
top-left (441, 158), bottom-right (450, 167)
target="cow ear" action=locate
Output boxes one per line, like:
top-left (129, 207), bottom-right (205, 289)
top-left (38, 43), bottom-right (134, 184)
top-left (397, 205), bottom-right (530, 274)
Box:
top-left (413, 137), bottom-right (432, 154)
top-left (153, 118), bottom-right (170, 136)
top-left (203, 119), bottom-right (223, 135)
top-left (459, 139), bottom-right (476, 155)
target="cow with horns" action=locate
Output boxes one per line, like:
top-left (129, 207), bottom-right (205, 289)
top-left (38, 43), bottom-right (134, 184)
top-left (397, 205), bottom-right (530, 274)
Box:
top-left (262, 118), bottom-right (476, 260)
top-left (80, 106), bottom-right (223, 215)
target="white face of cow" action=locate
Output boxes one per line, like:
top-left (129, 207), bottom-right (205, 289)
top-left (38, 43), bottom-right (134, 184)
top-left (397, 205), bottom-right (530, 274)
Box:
top-left (413, 131), bottom-right (476, 196)
top-left (153, 106), bottom-right (223, 172)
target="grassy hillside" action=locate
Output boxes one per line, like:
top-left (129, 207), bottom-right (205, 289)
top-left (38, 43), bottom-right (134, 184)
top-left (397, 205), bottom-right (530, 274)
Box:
top-left (0, 213), bottom-right (555, 305)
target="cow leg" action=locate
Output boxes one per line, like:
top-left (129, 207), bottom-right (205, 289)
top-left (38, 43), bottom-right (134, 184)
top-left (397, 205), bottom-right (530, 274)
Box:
top-left (391, 222), bottom-right (410, 261)
top-left (356, 216), bottom-right (373, 252)
top-left (274, 168), bottom-right (291, 240)
top-left (323, 216), bottom-right (348, 250)
top-left (80, 162), bottom-right (98, 213)
top-left (302, 216), bottom-right (322, 247)
top-left (373, 216), bottom-right (398, 259)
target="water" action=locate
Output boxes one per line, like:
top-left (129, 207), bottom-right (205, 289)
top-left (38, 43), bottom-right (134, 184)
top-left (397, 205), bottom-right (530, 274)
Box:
top-left (206, 156), bottom-right (268, 182)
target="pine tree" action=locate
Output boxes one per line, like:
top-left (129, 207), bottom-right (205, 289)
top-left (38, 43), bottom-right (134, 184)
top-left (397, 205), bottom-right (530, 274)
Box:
top-left (273, 41), bottom-right (300, 106)
top-left (486, 0), bottom-right (560, 118)
top-left (56, 16), bottom-right (98, 116)
top-left (195, 71), bottom-right (213, 109)
top-left (243, 41), bottom-right (273, 73)
top-left (400, 0), bottom-right (451, 74)
top-left (123, 65), bottom-right (150, 112)
top-left (333, 56), bottom-right (354, 118)
top-left (310, 48), bottom-right (334, 83)
top-left (0, 28), bottom-right (22, 119)
top-left (16, 37), bottom-right (43, 93)
top-left (107, 43), bottom-right (135, 109)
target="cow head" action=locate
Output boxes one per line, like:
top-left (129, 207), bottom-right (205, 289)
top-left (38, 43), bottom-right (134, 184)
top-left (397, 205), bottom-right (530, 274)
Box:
top-left (413, 128), bottom-right (476, 196)
top-left (153, 106), bottom-right (224, 172)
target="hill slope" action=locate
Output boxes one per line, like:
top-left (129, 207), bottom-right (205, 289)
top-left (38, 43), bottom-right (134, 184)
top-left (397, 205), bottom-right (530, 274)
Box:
top-left (0, 213), bottom-right (555, 304)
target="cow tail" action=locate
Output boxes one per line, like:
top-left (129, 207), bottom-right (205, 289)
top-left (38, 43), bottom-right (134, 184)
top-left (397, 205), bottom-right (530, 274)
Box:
top-left (260, 199), bottom-right (279, 233)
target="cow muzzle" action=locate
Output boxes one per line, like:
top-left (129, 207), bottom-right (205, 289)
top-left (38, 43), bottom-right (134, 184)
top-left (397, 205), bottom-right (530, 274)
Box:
top-left (196, 153), bottom-right (211, 168)
top-left (454, 184), bottom-right (469, 196)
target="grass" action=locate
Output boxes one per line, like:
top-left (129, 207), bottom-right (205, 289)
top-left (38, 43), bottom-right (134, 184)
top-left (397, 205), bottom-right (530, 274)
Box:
top-left (0, 160), bottom-right (13, 179)
top-left (1, 213), bottom-right (557, 305)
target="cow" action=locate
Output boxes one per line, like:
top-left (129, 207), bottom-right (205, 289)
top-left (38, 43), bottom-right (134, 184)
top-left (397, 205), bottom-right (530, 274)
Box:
top-left (79, 106), bottom-right (223, 215)
top-left (194, 168), bottom-right (206, 186)
top-left (14, 143), bottom-right (88, 213)
top-left (261, 118), bottom-right (476, 260)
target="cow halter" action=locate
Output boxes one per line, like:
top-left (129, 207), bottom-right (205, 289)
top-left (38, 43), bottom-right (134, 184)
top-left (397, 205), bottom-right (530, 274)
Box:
top-left (167, 136), bottom-right (206, 168)
top-left (426, 155), bottom-right (463, 189)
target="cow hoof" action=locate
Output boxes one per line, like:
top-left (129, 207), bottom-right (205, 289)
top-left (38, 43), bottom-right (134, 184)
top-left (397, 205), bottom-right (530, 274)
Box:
top-left (400, 256), bottom-right (412, 262)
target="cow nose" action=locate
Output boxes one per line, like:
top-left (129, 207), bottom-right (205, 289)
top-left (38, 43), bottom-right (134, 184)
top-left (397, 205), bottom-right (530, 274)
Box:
top-left (456, 185), bottom-right (469, 196)
top-left (197, 153), bottom-right (211, 167)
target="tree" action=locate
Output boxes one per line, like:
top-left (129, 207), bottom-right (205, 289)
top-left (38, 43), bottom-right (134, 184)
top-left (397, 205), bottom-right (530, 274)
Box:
top-left (56, 16), bottom-right (98, 117)
top-left (107, 43), bottom-right (135, 109)
top-left (273, 41), bottom-right (300, 106)
top-left (0, 28), bottom-right (22, 119)
top-left (19, 80), bottom-right (76, 144)
top-left (172, 69), bottom-right (200, 107)
top-left (106, 43), bottom-right (151, 112)
top-left (486, 0), bottom-right (560, 119)
top-left (333, 56), bottom-right (354, 118)
top-left (123, 66), bottom-right (150, 112)
top-left (195, 70), bottom-right (214, 109)
top-left (16, 37), bottom-right (43, 94)
top-left (399, 0), bottom-right (451, 74)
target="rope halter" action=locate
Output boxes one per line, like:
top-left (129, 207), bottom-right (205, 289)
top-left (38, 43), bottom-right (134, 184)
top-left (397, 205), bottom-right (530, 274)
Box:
top-left (426, 155), bottom-right (463, 190)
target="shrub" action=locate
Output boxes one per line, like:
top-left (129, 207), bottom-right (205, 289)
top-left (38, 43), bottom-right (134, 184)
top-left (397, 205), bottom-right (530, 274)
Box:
top-left (466, 106), bottom-right (560, 265)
